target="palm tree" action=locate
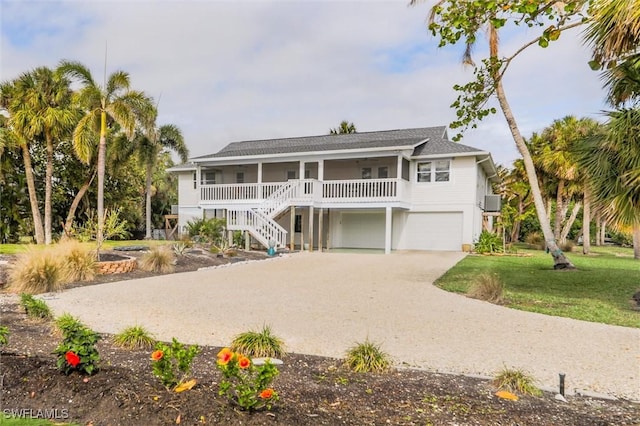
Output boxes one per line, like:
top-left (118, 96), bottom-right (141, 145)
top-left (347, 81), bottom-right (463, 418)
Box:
top-left (0, 79), bottom-right (45, 244)
top-left (57, 61), bottom-right (155, 251)
top-left (329, 120), bottom-right (357, 135)
top-left (121, 123), bottom-right (188, 239)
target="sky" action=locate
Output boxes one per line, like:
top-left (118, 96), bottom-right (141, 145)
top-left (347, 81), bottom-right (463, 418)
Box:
top-left (1, 0), bottom-right (608, 168)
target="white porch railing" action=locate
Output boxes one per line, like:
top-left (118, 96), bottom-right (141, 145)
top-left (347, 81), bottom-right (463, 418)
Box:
top-left (322, 179), bottom-right (397, 201)
top-left (226, 208), bottom-right (288, 248)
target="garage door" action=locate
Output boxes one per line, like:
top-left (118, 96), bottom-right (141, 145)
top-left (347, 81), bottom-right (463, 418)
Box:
top-left (340, 212), bottom-right (385, 249)
top-left (403, 212), bottom-right (463, 251)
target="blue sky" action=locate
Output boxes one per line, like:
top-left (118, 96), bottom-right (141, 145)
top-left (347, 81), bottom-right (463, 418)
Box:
top-left (1, 0), bottom-right (608, 167)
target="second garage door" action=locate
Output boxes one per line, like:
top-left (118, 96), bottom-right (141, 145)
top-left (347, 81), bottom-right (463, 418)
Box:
top-left (403, 212), bottom-right (463, 251)
top-left (340, 212), bottom-right (385, 249)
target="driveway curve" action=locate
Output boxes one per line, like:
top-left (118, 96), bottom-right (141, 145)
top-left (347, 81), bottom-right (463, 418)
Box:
top-left (41, 251), bottom-right (639, 401)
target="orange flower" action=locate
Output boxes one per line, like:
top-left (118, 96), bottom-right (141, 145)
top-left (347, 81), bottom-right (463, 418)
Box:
top-left (238, 356), bottom-right (251, 369)
top-left (151, 350), bottom-right (164, 361)
top-left (217, 348), bottom-right (233, 365)
top-left (259, 388), bottom-right (274, 399)
top-left (65, 351), bottom-right (81, 367)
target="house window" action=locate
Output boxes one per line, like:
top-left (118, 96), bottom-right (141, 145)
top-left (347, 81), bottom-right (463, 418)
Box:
top-left (294, 214), bottom-right (302, 232)
top-left (417, 160), bottom-right (451, 183)
top-left (193, 172), bottom-right (197, 189)
top-left (361, 167), bottom-right (372, 179)
top-left (236, 172), bottom-right (244, 184)
top-left (287, 170), bottom-right (297, 180)
top-left (378, 166), bottom-right (388, 179)
top-left (201, 170), bottom-right (216, 185)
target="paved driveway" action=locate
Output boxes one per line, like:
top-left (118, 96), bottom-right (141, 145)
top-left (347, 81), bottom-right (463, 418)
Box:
top-left (42, 251), bottom-right (639, 400)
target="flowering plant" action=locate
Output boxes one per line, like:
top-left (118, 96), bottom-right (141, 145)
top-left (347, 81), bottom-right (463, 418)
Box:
top-left (53, 320), bottom-right (101, 375)
top-left (150, 338), bottom-right (200, 389)
top-left (216, 347), bottom-right (279, 411)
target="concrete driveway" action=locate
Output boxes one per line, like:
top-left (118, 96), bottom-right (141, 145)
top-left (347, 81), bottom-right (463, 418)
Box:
top-left (42, 251), bottom-right (640, 400)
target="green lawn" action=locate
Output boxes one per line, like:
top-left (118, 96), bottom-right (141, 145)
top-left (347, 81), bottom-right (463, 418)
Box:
top-left (436, 245), bottom-right (640, 328)
top-left (0, 240), bottom-right (171, 255)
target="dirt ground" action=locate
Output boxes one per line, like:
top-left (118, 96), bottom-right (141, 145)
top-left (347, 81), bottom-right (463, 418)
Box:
top-left (1, 248), bottom-right (639, 425)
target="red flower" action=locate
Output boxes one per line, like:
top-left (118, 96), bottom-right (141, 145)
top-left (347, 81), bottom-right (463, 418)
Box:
top-left (217, 348), bottom-right (233, 365)
top-left (259, 388), bottom-right (274, 399)
top-left (65, 351), bottom-right (81, 368)
top-left (238, 356), bottom-right (251, 369)
top-left (151, 350), bottom-right (164, 361)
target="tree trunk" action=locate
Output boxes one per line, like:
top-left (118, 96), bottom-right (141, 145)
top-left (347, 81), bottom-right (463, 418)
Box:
top-left (633, 223), bottom-right (640, 260)
top-left (145, 162), bottom-right (153, 240)
top-left (44, 130), bottom-right (54, 245)
top-left (554, 180), bottom-right (565, 240)
top-left (595, 213), bottom-right (601, 246)
top-left (560, 202), bottom-right (581, 244)
top-left (21, 142), bottom-right (45, 244)
top-left (546, 198), bottom-right (553, 223)
top-left (96, 111), bottom-right (107, 259)
top-left (600, 220), bottom-right (607, 245)
top-left (494, 81), bottom-right (574, 269)
top-left (583, 187), bottom-right (591, 255)
top-left (62, 170), bottom-right (96, 240)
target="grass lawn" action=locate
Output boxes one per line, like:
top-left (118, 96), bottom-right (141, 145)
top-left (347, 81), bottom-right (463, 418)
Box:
top-left (0, 240), bottom-right (171, 255)
top-left (436, 245), bottom-right (640, 328)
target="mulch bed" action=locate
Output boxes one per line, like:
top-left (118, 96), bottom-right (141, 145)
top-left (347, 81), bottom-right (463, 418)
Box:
top-left (1, 248), bottom-right (639, 425)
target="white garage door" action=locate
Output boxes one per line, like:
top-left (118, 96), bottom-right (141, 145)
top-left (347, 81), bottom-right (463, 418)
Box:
top-left (340, 212), bottom-right (385, 249)
top-left (404, 212), bottom-right (463, 251)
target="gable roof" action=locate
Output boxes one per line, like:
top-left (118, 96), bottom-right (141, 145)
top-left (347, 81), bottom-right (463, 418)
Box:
top-left (192, 126), bottom-right (481, 160)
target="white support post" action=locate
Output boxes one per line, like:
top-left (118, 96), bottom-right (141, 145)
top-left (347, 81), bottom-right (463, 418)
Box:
top-left (299, 161), bottom-right (305, 180)
top-left (290, 206), bottom-right (295, 251)
top-left (257, 162), bottom-right (263, 184)
top-left (318, 159), bottom-right (324, 181)
top-left (245, 230), bottom-right (251, 251)
top-left (318, 208), bottom-right (324, 252)
top-left (396, 155), bottom-right (403, 178)
top-left (385, 206), bottom-right (392, 254)
top-left (308, 206), bottom-right (314, 252)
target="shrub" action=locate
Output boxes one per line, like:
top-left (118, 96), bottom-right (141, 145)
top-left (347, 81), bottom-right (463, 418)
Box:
top-left (233, 231), bottom-right (245, 247)
top-left (216, 347), bottom-right (280, 411)
top-left (186, 217), bottom-right (226, 246)
top-left (9, 249), bottom-right (66, 294)
top-left (150, 338), bottom-right (200, 389)
top-left (76, 207), bottom-right (131, 242)
top-left (231, 325), bottom-right (286, 359)
top-left (467, 273), bottom-right (504, 304)
top-left (560, 240), bottom-right (574, 252)
top-left (53, 313), bottom-right (84, 337)
top-left (524, 232), bottom-right (545, 250)
top-left (19, 293), bottom-right (52, 320)
top-left (172, 242), bottom-right (188, 256)
top-left (344, 339), bottom-right (392, 373)
top-left (493, 367), bottom-right (542, 396)
top-left (0, 325), bottom-right (9, 345)
top-left (53, 319), bottom-right (101, 375)
top-left (474, 230), bottom-right (503, 254)
top-left (139, 246), bottom-right (175, 273)
top-left (59, 240), bottom-right (96, 282)
top-left (113, 325), bottom-right (156, 350)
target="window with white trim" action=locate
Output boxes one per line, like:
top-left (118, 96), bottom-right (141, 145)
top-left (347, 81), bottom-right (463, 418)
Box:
top-left (361, 167), bottom-right (372, 179)
top-left (201, 170), bottom-right (216, 185)
top-left (417, 160), bottom-right (450, 182)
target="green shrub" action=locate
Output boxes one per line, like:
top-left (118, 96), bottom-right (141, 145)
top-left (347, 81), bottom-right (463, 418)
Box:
top-left (9, 249), bottom-right (66, 294)
top-left (172, 242), bottom-right (188, 256)
top-left (493, 367), bottom-right (542, 396)
top-left (186, 217), bottom-right (226, 246)
top-left (524, 232), bottom-right (545, 250)
top-left (53, 313), bottom-right (83, 337)
top-left (19, 293), bottom-right (52, 320)
top-left (231, 325), bottom-right (286, 358)
top-left (53, 319), bottom-right (101, 375)
top-left (76, 207), bottom-right (131, 242)
top-left (139, 246), bottom-right (175, 273)
top-left (0, 325), bottom-right (9, 345)
top-left (474, 230), bottom-right (503, 254)
top-left (233, 230), bottom-right (245, 247)
top-left (467, 273), bottom-right (504, 304)
top-left (150, 338), bottom-right (200, 388)
top-left (113, 325), bottom-right (156, 350)
top-left (344, 339), bottom-right (392, 373)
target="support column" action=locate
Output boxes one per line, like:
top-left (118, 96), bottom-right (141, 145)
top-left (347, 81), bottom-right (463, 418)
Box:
top-left (245, 230), bottom-right (250, 251)
top-left (290, 206), bottom-right (295, 251)
top-left (257, 162), bottom-right (263, 183)
top-left (308, 206), bottom-right (314, 252)
top-left (385, 206), bottom-right (392, 254)
top-left (299, 161), bottom-right (305, 180)
top-left (318, 208), bottom-right (324, 252)
top-left (318, 159), bottom-right (324, 181)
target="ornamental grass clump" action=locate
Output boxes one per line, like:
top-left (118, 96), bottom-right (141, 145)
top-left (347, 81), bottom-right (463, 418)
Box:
top-left (53, 318), bottom-right (101, 375)
top-left (113, 325), bottom-right (156, 350)
top-left (150, 338), bottom-right (199, 389)
top-left (19, 293), bottom-right (52, 320)
top-left (467, 273), bottom-right (504, 304)
top-left (344, 339), bottom-right (392, 373)
top-left (216, 347), bottom-right (280, 411)
top-left (493, 367), bottom-right (542, 397)
top-left (139, 246), bottom-right (175, 273)
top-left (59, 240), bottom-right (96, 282)
top-left (9, 248), bottom-right (66, 294)
top-left (230, 325), bottom-right (286, 358)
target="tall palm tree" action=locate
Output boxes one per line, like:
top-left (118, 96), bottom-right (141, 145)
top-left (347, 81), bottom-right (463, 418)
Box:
top-left (0, 79), bottom-right (45, 244)
top-left (57, 61), bottom-right (155, 251)
top-left (120, 123), bottom-right (188, 239)
top-left (329, 120), bottom-right (357, 135)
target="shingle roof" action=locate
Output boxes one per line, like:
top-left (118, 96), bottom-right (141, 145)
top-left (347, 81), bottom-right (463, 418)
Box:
top-left (192, 126), bottom-right (484, 159)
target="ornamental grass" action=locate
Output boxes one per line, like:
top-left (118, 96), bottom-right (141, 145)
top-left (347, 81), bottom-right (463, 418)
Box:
top-left (344, 339), bottom-right (392, 373)
top-left (139, 246), bottom-right (175, 273)
top-left (230, 325), bottom-right (286, 359)
top-left (59, 240), bottom-right (96, 282)
top-left (467, 273), bottom-right (504, 304)
top-left (493, 367), bottom-right (542, 397)
top-left (113, 325), bottom-right (156, 350)
top-left (9, 248), bottom-right (66, 294)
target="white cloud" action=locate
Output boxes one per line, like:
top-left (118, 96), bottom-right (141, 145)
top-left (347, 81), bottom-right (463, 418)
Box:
top-left (1, 0), bottom-right (607, 168)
